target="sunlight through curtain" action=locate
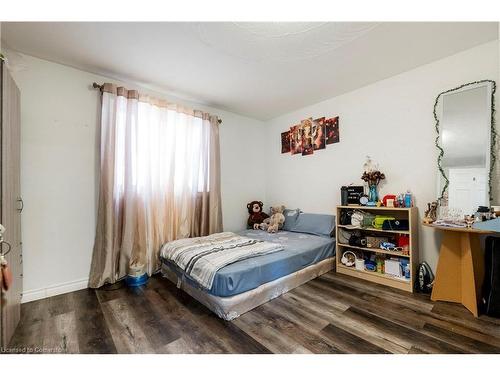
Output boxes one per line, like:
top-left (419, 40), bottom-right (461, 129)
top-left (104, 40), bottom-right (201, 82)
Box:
top-left (89, 83), bottom-right (222, 288)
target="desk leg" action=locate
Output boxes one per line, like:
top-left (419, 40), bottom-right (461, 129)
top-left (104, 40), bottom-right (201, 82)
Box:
top-left (461, 232), bottom-right (484, 317)
top-left (431, 231), bottom-right (484, 317)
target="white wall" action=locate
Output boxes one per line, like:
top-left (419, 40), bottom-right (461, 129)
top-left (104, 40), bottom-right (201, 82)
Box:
top-left (7, 53), bottom-right (266, 302)
top-left (264, 41), bottom-right (499, 271)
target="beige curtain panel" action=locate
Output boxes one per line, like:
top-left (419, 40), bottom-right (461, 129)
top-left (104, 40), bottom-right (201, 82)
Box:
top-left (89, 83), bottom-right (222, 288)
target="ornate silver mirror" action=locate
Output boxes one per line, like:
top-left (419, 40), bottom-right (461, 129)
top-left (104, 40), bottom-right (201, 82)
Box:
top-left (434, 80), bottom-right (496, 216)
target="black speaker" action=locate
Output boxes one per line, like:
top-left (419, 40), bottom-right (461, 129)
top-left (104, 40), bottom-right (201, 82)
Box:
top-left (481, 236), bottom-right (500, 317)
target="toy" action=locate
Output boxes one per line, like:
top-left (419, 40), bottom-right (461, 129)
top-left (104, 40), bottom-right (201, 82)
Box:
top-left (382, 194), bottom-right (396, 207)
top-left (423, 201), bottom-right (438, 224)
top-left (396, 194), bottom-right (404, 207)
top-left (247, 201), bottom-right (270, 229)
top-left (260, 205), bottom-right (286, 233)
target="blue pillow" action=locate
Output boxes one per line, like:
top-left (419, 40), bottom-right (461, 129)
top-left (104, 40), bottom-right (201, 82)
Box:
top-left (282, 208), bottom-right (301, 231)
top-left (289, 212), bottom-right (336, 237)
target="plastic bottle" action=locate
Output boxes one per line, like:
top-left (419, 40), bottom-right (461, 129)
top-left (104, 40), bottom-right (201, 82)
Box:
top-left (404, 191), bottom-right (412, 208)
top-left (405, 264), bottom-right (411, 279)
top-left (376, 257), bottom-right (383, 274)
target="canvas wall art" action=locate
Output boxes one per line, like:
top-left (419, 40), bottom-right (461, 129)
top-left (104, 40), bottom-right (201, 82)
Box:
top-left (281, 115), bottom-right (340, 156)
top-left (281, 130), bottom-right (291, 153)
top-left (325, 116), bottom-right (340, 144)
top-left (290, 124), bottom-right (302, 155)
top-left (312, 117), bottom-right (326, 151)
top-left (301, 118), bottom-right (314, 156)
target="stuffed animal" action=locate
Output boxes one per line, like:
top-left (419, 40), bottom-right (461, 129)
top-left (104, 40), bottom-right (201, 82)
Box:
top-left (247, 201), bottom-right (270, 229)
top-left (260, 205), bottom-right (286, 233)
top-left (423, 201), bottom-right (438, 224)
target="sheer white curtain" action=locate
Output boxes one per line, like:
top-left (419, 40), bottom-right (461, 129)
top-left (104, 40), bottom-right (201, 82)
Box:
top-left (89, 84), bottom-right (222, 288)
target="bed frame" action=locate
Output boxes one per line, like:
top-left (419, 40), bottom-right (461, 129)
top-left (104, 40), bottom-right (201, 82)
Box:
top-left (161, 256), bottom-right (335, 320)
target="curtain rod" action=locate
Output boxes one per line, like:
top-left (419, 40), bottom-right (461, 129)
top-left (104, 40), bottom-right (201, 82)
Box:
top-left (92, 82), bottom-right (222, 124)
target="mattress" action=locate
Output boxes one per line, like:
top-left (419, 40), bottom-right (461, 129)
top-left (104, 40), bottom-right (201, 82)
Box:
top-left (161, 257), bottom-right (335, 320)
top-left (161, 229), bottom-right (335, 297)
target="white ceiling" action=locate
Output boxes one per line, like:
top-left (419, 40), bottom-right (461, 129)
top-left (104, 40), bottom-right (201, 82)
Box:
top-left (1, 22), bottom-right (498, 120)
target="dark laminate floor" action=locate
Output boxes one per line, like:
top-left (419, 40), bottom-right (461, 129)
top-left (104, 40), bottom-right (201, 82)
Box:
top-left (6, 271), bottom-right (500, 354)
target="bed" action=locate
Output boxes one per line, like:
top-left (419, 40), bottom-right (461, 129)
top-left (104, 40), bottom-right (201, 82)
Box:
top-left (160, 211), bottom-right (336, 320)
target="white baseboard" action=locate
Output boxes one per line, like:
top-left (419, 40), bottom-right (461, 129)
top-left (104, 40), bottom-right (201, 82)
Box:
top-left (22, 278), bottom-right (89, 303)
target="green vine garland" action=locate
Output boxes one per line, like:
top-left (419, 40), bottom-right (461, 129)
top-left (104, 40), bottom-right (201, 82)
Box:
top-left (433, 79), bottom-right (497, 202)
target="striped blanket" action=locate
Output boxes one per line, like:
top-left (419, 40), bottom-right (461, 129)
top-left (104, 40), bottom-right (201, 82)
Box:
top-left (160, 232), bottom-right (284, 290)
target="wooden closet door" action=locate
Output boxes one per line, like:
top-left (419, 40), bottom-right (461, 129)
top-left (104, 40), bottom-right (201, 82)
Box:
top-left (0, 59), bottom-right (22, 348)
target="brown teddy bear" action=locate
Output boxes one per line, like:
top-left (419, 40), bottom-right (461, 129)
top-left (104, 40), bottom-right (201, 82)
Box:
top-left (247, 201), bottom-right (269, 229)
top-left (259, 205), bottom-right (286, 233)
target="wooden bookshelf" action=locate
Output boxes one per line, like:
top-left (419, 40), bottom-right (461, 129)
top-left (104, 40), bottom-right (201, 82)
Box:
top-left (336, 205), bottom-right (418, 293)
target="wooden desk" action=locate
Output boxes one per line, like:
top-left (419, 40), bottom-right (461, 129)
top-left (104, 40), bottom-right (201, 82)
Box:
top-left (423, 223), bottom-right (493, 317)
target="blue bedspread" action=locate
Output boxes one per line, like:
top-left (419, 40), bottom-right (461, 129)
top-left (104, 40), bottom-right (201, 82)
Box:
top-left (161, 229), bottom-right (335, 297)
